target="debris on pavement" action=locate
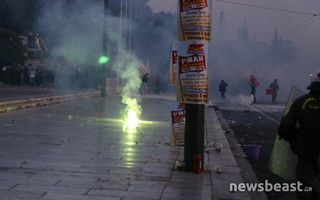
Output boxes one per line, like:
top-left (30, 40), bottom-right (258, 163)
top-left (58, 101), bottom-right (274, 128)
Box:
top-left (205, 141), bottom-right (223, 152)
top-left (174, 160), bottom-right (185, 171)
top-left (215, 167), bottom-right (222, 173)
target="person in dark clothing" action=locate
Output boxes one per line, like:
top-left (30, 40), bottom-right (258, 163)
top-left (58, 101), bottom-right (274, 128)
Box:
top-left (23, 64), bottom-right (30, 85)
top-left (10, 63), bottom-right (17, 85)
top-left (269, 79), bottom-right (279, 104)
top-left (153, 75), bottom-right (161, 95)
top-left (278, 68), bottom-right (320, 200)
top-left (218, 80), bottom-right (228, 99)
top-left (15, 64), bottom-right (22, 86)
top-left (141, 73), bottom-right (149, 95)
top-left (249, 77), bottom-right (257, 103)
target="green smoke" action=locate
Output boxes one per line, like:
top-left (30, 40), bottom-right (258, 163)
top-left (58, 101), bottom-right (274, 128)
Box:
top-left (112, 49), bottom-right (142, 128)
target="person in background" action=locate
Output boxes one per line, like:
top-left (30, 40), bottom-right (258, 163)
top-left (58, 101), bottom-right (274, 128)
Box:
top-left (278, 68), bottom-right (320, 200)
top-left (23, 64), bottom-right (30, 85)
top-left (218, 80), bottom-right (228, 99)
top-left (10, 63), bottom-right (17, 85)
top-left (153, 75), bottom-right (161, 95)
top-left (269, 79), bottom-right (280, 104)
top-left (249, 77), bottom-right (257, 103)
top-left (141, 72), bottom-right (149, 95)
top-left (16, 63), bottom-right (22, 86)
top-left (29, 66), bottom-right (36, 87)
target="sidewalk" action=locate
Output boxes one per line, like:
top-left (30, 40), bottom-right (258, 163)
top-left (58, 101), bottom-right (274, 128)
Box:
top-left (0, 84), bottom-right (100, 113)
top-left (0, 85), bottom-right (256, 200)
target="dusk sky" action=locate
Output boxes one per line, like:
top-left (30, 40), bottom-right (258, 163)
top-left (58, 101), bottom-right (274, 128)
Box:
top-left (147, 0), bottom-right (320, 54)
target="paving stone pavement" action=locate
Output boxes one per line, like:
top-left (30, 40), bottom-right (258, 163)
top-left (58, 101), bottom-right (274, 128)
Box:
top-left (0, 85), bottom-right (254, 200)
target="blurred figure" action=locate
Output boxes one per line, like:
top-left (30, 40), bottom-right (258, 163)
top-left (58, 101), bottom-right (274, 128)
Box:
top-left (0, 66), bottom-right (8, 83)
top-left (10, 63), bottom-right (17, 85)
top-left (249, 75), bottom-right (259, 103)
top-left (141, 72), bottom-right (149, 95)
top-left (218, 80), bottom-right (228, 99)
top-left (153, 75), bottom-right (161, 95)
top-left (29, 66), bottom-right (36, 87)
top-left (16, 64), bottom-right (22, 86)
top-left (269, 79), bottom-right (280, 104)
top-left (278, 68), bottom-right (320, 200)
top-left (23, 64), bottom-right (30, 85)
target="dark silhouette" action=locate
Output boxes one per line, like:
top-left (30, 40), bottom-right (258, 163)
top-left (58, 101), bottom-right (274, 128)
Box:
top-left (218, 80), bottom-right (228, 99)
top-left (269, 79), bottom-right (279, 103)
top-left (249, 76), bottom-right (258, 103)
top-left (141, 72), bottom-right (149, 95)
top-left (153, 75), bottom-right (161, 95)
top-left (278, 68), bottom-right (320, 200)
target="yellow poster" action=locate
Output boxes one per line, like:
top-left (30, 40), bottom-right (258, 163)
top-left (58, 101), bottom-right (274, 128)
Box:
top-left (178, 0), bottom-right (211, 41)
top-left (177, 41), bottom-right (209, 104)
top-left (170, 101), bottom-right (185, 145)
top-left (169, 41), bottom-right (178, 85)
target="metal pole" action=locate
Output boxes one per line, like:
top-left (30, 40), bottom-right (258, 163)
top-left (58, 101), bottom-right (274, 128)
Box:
top-left (184, 104), bottom-right (205, 171)
top-left (124, 0), bottom-right (128, 50)
top-left (179, 0), bottom-right (207, 171)
top-left (101, 0), bottom-right (109, 97)
top-left (128, 0), bottom-right (132, 51)
top-left (116, 0), bottom-right (123, 89)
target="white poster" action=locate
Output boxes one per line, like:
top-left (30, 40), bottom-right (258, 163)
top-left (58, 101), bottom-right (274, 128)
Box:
top-left (176, 41), bottom-right (209, 104)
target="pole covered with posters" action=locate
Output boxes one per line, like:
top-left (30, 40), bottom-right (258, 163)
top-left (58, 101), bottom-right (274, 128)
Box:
top-left (176, 0), bottom-right (211, 172)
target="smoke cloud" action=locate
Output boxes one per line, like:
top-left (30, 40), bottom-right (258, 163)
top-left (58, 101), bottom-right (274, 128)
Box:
top-left (36, 0), bottom-right (104, 65)
top-left (208, 1), bottom-right (320, 104)
top-left (34, 0), bottom-right (144, 125)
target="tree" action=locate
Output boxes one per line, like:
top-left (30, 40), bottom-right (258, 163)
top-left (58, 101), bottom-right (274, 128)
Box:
top-left (0, 28), bottom-right (25, 66)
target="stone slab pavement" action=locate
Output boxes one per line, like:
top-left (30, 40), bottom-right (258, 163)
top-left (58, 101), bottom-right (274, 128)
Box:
top-left (0, 85), bottom-right (263, 200)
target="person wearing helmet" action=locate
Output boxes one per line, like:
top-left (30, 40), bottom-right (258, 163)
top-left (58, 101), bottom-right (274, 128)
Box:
top-left (278, 68), bottom-right (320, 200)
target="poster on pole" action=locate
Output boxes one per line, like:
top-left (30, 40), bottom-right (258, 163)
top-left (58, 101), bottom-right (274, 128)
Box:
top-left (170, 101), bottom-right (185, 145)
top-left (176, 41), bottom-right (209, 104)
top-left (169, 40), bottom-right (178, 85)
top-left (177, 0), bottom-right (211, 42)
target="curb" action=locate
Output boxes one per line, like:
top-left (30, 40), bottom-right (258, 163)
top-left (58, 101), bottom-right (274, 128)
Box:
top-left (0, 91), bottom-right (100, 113)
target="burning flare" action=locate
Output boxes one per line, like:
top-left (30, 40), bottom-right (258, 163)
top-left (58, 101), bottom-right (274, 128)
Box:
top-left (124, 109), bottom-right (139, 129)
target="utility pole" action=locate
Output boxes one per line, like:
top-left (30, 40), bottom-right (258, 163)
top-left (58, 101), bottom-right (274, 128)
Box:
top-left (101, 0), bottom-right (109, 97)
top-left (177, 0), bottom-right (211, 172)
top-left (184, 104), bottom-right (204, 171)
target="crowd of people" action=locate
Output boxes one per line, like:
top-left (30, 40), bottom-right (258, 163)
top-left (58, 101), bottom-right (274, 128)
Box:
top-left (0, 63), bottom-right (54, 87)
top-left (0, 62), bottom-right (166, 94)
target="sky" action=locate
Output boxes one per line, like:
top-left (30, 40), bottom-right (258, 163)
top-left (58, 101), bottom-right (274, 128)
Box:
top-left (147, 0), bottom-right (320, 53)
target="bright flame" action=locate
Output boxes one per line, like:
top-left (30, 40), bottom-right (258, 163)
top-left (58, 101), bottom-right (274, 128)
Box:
top-left (124, 109), bottom-right (139, 130)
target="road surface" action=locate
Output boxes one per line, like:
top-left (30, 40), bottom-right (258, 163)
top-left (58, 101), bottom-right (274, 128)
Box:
top-left (216, 102), bottom-right (297, 200)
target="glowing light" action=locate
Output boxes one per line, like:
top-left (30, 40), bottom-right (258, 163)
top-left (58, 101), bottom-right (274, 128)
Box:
top-left (99, 56), bottom-right (109, 64)
top-left (124, 109), bottom-right (139, 130)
